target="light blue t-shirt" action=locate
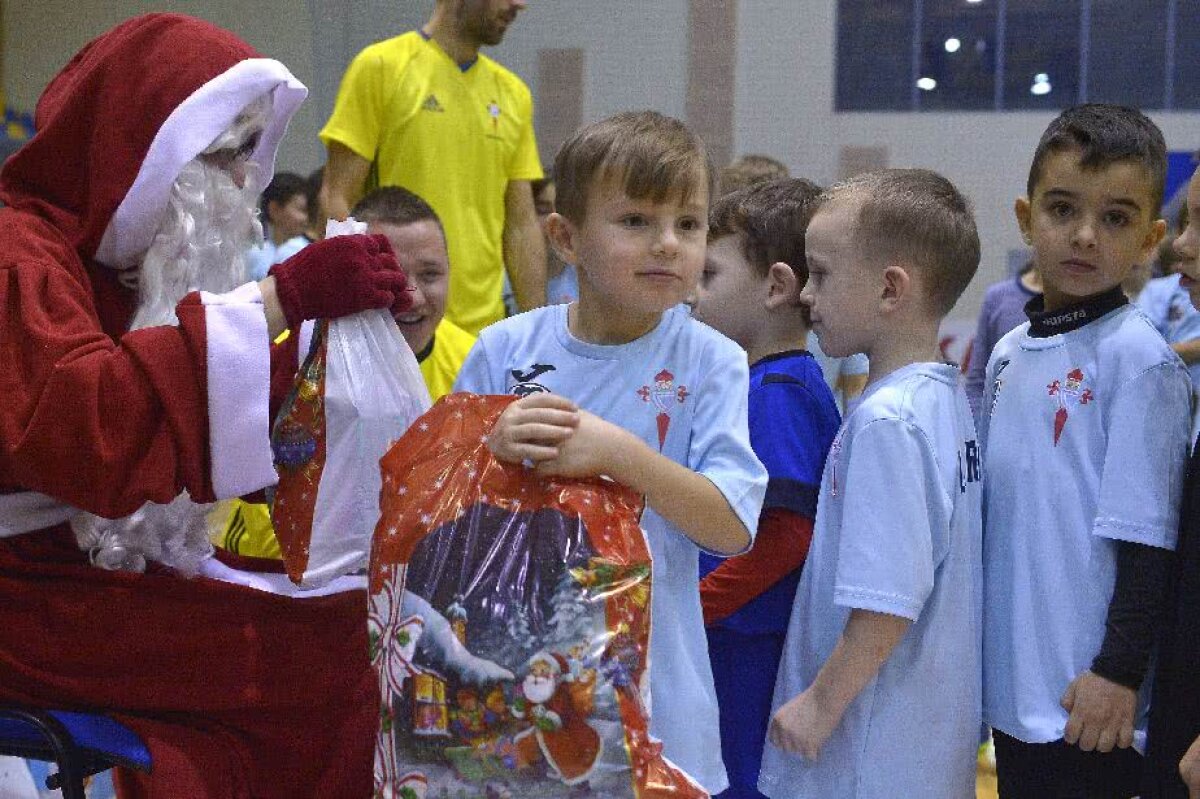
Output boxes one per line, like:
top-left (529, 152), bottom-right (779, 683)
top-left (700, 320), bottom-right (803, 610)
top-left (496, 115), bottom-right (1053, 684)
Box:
top-left (758, 363), bottom-right (983, 799)
top-left (454, 303), bottom-right (767, 793)
top-left (244, 233), bottom-right (309, 281)
top-left (1135, 274), bottom-right (1200, 436)
top-left (980, 304), bottom-right (1192, 749)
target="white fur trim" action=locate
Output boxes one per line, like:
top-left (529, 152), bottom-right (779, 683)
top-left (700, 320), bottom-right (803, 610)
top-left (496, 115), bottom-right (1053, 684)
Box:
top-left (96, 58), bottom-right (307, 268)
top-left (202, 281), bottom-right (276, 498)
top-left (198, 556), bottom-right (367, 597)
top-left (0, 491), bottom-right (78, 538)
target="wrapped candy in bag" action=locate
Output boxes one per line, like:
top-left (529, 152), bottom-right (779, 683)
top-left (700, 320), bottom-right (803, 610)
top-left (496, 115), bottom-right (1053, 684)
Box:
top-left (270, 218), bottom-right (431, 588)
top-left (369, 393), bottom-right (708, 799)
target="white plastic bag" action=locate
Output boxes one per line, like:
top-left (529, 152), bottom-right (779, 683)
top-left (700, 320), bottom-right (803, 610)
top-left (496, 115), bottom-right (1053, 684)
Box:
top-left (270, 219), bottom-right (431, 588)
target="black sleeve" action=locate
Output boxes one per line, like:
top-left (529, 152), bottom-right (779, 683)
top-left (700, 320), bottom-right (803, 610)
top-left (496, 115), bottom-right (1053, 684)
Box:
top-left (1090, 540), bottom-right (1174, 689)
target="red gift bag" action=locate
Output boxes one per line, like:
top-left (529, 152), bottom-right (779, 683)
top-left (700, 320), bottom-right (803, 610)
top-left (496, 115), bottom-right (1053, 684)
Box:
top-left (369, 393), bottom-right (708, 798)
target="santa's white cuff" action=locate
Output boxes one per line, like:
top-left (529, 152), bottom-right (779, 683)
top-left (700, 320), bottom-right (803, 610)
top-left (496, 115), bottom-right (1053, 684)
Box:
top-left (201, 281), bottom-right (276, 497)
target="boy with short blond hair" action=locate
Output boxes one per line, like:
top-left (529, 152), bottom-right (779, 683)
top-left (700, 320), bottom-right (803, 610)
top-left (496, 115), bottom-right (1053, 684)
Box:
top-left (982, 104), bottom-right (1192, 798)
top-left (454, 110), bottom-right (768, 794)
top-left (691, 178), bottom-right (840, 799)
top-left (758, 168), bottom-right (984, 799)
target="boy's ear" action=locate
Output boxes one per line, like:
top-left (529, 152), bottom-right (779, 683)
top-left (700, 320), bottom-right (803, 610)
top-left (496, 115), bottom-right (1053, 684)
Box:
top-left (764, 262), bottom-right (800, 310)
top-left (880, 264), bottom-right (911, 311)
top-left (1141, 217), bottom-right (1169, 258)
top-left (1014, 196), bottom-right (1033, 245)
top-left (545, 212), bottom-right (578, 265)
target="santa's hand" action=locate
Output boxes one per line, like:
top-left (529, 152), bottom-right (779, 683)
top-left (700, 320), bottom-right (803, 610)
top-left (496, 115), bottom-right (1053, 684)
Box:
top-left (267, 234), bottom-right (410, 329)
top-left (488, 393), bottom-right (579, 465)
top-left (533, 706), bottom-right (562, 731)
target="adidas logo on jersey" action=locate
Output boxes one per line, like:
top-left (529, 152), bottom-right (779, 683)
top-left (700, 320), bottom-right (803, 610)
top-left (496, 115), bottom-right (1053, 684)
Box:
top-left (421, 94), bottom-right (444, 112)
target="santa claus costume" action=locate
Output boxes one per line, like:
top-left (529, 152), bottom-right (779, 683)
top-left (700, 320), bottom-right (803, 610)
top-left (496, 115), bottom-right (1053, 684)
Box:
top-left (0, 14), bottom-right (406, 798)
top-left (512, 651), bottom-right (602, 786)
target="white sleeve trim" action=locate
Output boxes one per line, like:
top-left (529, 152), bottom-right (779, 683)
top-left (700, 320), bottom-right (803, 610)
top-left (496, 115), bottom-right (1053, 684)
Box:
top-left (201, 281), bottom-right (276, 498)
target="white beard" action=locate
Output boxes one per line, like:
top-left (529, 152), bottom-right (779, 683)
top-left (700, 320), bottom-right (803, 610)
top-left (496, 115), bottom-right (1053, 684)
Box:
top-left (72, 157), bottom-right (262, 576)
top-left (128, 157), bottom-right (262, 328)
top-left (523, 674), bottom-right (557, 705)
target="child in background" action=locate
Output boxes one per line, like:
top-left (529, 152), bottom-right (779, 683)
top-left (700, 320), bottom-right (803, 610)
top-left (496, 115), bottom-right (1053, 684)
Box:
top-left (1143, 160), bottom-right (1200, 799)
top-left (758, 169), bottom-right (983, 799)
top-left (245, 172), bottom-right (310, 280)
top-left (504, 168), bottom-right (579, 315)
top-left (718, 154), bottom-right (789, 196)
top-left (454, 110), bottom-right (767, 794)
top-left (963, 261), bottom-right (1042, 420)
top-left (689, 178), bottom-right (840, 799)
top-left (981, 105), bottom-right (1191, 798)
top-left (353, 186), bottom-right (475, 401)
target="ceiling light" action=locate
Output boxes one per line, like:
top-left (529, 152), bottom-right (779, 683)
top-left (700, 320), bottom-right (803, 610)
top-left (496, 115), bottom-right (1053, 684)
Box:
top-left (945, 37), bottom-right (962, 53)
top-left (917, 77), bottom-right (938, 91)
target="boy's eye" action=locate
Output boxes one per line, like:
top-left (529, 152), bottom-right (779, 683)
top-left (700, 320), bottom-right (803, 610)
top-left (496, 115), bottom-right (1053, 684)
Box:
top-left (679, 217), bottom-right (704, 232)
top-left (1048, 201), bottom-right (1074, 219)
top-left (621, 214), bottom-right (647, 228)
top-left (1103, 210), bottom-right (1131, 228)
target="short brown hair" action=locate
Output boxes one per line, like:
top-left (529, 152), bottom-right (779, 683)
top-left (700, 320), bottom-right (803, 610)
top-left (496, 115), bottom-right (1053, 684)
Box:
top-left (718, 154), bottom-right (789, 196)
top-left (554, 111), bottom-right (712, 224)
top-left (352, 186), bottom-right (443, 233)
top-left (826, 168), bottom-right (980, 317)
top-left (708, 177), bottom-right (823, 283)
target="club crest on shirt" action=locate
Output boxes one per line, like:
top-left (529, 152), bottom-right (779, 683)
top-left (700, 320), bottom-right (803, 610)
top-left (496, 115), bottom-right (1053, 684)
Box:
top-left (1047, 367), bottom-right (1094, 446)
top-left (636, 368), bottom-right (688, 451)
top-left (486, 100), bottom-right (502, 138)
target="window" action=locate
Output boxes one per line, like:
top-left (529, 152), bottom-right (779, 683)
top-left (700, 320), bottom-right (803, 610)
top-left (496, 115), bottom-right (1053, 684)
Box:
top-left (836, 0), bottom-right (1193, 111)
top-left (836, 1), bottom-right (914, 111)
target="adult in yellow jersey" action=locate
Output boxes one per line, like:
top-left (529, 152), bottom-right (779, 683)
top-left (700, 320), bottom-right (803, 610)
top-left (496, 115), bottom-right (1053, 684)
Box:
top-left (320, 0), bottom-right (546, 336)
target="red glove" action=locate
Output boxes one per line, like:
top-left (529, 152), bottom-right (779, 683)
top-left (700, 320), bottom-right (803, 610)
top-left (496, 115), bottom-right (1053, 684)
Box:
top-left (269, 234), bottom-right (411, 329)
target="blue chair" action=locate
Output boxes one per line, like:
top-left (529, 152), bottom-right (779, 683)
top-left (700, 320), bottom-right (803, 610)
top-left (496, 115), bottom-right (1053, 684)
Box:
top-left (0, 708), bottom-right (151, 798)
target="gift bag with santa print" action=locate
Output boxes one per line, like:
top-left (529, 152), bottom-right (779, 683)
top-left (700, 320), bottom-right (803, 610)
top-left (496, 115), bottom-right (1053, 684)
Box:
top-left (270, 219), bottom-right (431, 588)
top-left (369, 393), bottom-right (709, 799)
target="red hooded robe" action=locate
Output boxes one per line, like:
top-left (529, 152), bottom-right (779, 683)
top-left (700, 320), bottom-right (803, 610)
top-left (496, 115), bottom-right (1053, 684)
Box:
top-left (0, 14), bottom-right (377, 798)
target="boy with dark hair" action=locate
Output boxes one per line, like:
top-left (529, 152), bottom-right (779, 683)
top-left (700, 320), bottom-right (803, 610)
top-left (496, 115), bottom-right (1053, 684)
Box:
top-left (454, 110), bottom-right (768, 794)
top-left (246, 171), bottom-right (310, 280)
top-left (758, 168), bottom-right (983, 799)
top-left (982, 104), bottom-right (1192, 798)
top-left (690, 178), bottom-right (840, 799)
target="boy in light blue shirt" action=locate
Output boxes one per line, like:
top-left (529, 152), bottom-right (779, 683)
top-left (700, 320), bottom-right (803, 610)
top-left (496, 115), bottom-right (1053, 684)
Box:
top-left (758, 169), bottom-right (983, 799)
top-left (981, 105), bottom-right (1191, 797)
top-left (455, 110), bottom-right (767, 794)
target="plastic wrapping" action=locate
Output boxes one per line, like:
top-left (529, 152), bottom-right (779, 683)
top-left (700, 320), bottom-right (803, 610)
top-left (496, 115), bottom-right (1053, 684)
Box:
top-left (271, 218), bottom-right (431, 587)
top-left (369, 393), bottom-right (708, 799)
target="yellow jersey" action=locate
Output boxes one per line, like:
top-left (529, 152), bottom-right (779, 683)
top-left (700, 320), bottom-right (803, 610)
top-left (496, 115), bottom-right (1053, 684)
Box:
top-left (418, 318), bottom-right (477, 401)
top-left (320, 31), bottom-right (543, 335)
